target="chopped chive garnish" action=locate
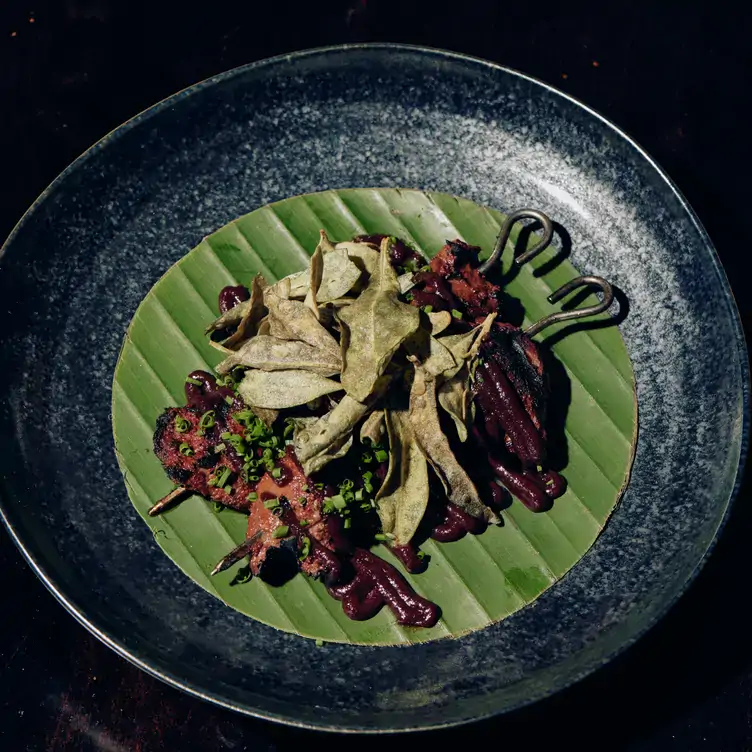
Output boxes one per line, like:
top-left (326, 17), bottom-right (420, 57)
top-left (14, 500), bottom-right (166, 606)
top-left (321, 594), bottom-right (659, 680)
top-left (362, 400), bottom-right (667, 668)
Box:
top-left (199, 410), bottom-right (216, 429)
top-left (215, 467), bottom-right (232, 487)
top-left (221, 432), bottom-right (231, 439)
top-left (344, 518), bottom-right (352, 529)
top-left (224, 395), bottom-right (235, 405)
top-left (299, 536), bottom-right (311, 559)
top-left (300, 519), bottom-right (309, 526)
top-left (361, 451), bottom-right (373, 464)
top-left (174, 416), bottom-right (190, 433)
top-left (263, 498), bottom-right (280, 510)
top-left (271, 467), bottom-right (282, 479)
top-left (374, 533), bottom-right (389, 541)
top-left (422, 304), bottom-right (434, 313)
top-left (178, 442), bottom-right (194, 456)
top-left (185, 376), bottom-right (202, 386)
top-left (301, 484), bottom-right (309, 492)
top-left (451, 308), bottom-right (463, 319)
top-left (272, 525), bottom-right (289, 539)
top-left (248, 474), bottom-right (260, 482)
top-left (374, 449), bottom-right (388, 463)
top-left (214, 443), bottom-right (226, 452)
top-left (354, 488), bottom-right (364, 501)
top-left (417, 550), bottom-right (426, 560)
top-left (247, 492), bottom-right (258, 501)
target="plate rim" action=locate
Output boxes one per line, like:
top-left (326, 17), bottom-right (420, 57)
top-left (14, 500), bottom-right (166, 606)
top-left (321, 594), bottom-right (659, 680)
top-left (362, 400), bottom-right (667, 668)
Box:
top-left (0, 43), bottom-right (748, 733)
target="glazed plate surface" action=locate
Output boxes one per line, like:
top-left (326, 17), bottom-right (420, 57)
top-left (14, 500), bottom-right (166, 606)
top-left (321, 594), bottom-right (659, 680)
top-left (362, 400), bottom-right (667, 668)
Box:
top-left (0, 45), bottom-right (746, 731)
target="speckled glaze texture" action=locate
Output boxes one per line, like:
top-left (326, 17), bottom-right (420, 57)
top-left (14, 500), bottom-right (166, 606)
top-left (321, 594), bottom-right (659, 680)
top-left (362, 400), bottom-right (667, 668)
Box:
top-left (0, 46), bottom-right (746, 732)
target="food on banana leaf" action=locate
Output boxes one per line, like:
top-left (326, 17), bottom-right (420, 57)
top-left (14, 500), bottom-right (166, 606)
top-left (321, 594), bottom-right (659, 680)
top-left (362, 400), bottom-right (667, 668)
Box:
top-left (149, 230), bottom-right (568, 629)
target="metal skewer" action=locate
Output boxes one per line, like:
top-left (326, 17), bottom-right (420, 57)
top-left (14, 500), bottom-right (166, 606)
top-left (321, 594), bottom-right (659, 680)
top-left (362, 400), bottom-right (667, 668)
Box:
top-left (148, 486), bottom-right (190, 517)
top-left (479, 209), bottom-right (555, 275)
top-left (525, 275), bottom-right (614, 337)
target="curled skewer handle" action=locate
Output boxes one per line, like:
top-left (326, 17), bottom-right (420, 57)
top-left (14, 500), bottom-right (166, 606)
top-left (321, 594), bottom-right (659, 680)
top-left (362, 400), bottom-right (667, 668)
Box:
top-left (525, 275), bottom-right (614, 337)
top-left (478, 209), bottom-right (555, 275)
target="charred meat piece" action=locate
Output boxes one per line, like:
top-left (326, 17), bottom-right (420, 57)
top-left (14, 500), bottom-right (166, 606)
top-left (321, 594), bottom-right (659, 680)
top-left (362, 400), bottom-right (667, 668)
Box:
top-left (153, 405), bottom-right (252, 512)
top-left (472, 324), bottom-right (549, 467)
top-left (352, 233), bottom-right (426, 272)
top-left (243, 451), bottom-right (340, 582)
top-left (409, 240), bottom-right (502, 323)
top-left (485, 323), bottom-right (547, 431)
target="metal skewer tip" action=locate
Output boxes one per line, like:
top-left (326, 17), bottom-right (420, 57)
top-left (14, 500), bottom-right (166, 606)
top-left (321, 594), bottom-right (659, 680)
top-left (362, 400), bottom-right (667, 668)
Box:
top-left (148, 486), bottom-right (190, 517)
top-left (525, 275), bottom-right (615, 337)
top-left (479, 209), bottom-right (555, 275)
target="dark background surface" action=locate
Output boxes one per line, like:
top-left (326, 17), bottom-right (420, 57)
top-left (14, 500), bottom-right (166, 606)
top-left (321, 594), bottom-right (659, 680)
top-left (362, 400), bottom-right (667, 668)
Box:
top-left (1, 1), bottom-right (750, 750)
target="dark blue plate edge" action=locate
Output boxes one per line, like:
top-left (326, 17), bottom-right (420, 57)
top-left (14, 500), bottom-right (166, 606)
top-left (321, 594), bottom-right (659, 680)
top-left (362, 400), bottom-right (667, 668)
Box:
top-left (0, 43), bottom-right (748, 734)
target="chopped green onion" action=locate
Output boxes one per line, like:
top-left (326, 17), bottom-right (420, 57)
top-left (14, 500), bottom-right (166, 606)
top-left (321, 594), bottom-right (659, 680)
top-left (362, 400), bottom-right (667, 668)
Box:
top-left (214, 443), bottom-right (226, 453)
top-left (200, 410), bottom-right (216, 430)
top-left (174, 415), bottom-right (190, 433)
top-left (374, 533), bottom-right (389, 541)
top-left (374, 449), bottom-right (388, 463)
top-left (271, 467), bottom-right (282, 479)
top-left (247, 492), bottom-right (258, 502)
top-left (178, 442), bottom-right (194, 456)
top-left (451, 309), bottom-right (463, 319)
top-left (361, 452), bottom-right (373, 464)
top-left (422, 304), bottom-right (434, 313)
top-left (315, 482), bottom-right (324, 490)
top-left (300, 519), bottom-right (309, 526)
top-left (215, 467), bottom-right (232, 487)
top-left (326, 494), bottom-right (346, 510)
top-left (301, 484), bottom-right (309, 492)
top-left (299, 536), bottom-right (311, 559)
top-left (417, 550), bottom-right (426, 560)
top-left (344, 518), bottom-right (352, 529)
top-left (224, 395), bottom-right (235, 405)
top-left (272, 525), bottom-right (289, 539)
top-left (221, 432), bottom-right (231, 439)
top-left (185, 376), bottom-right (202, 386)
top-left (340, 479), bottom-right (354, 491)
top-left (263, 498), bottom-right (280, 510)
top-left (315, 639), bottom-right (324, 648)
top-left (355, 488), bottom-right (364, 501)
top-left (248, 474), bottom-right (260, 482)
top-left (235, 567), bottom-right (253, 584)
top-left (299, 496), bottom-right (307, 504)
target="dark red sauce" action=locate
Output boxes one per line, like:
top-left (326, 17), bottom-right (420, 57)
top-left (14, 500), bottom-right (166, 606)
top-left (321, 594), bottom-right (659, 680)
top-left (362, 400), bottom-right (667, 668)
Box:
top-left (473, 360), bottom-right (545, 466)
top-left (352, 233), bottom-right (425, 270)
top-left (328, 548), bottom-right (439, 627)
top-left (184, 370), bottom-right (242, 412)
top-left (390, 543), bottom-right (427, 573)
top-left (486, 455), bottom-right (566, 513)
top-left (431, 502), bottom-right (486, 542)
top-left (486, 480), bottom-right (511, 509)
top-left (411, 270), bottom-right (462, 311)
top-left (218, 285), bottom-right (250, 314)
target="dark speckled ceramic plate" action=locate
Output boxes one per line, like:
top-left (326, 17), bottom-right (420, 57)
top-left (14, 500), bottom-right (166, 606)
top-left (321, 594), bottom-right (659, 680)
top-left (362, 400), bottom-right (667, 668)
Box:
top-left (0, 45), bottom-right (747, 732)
